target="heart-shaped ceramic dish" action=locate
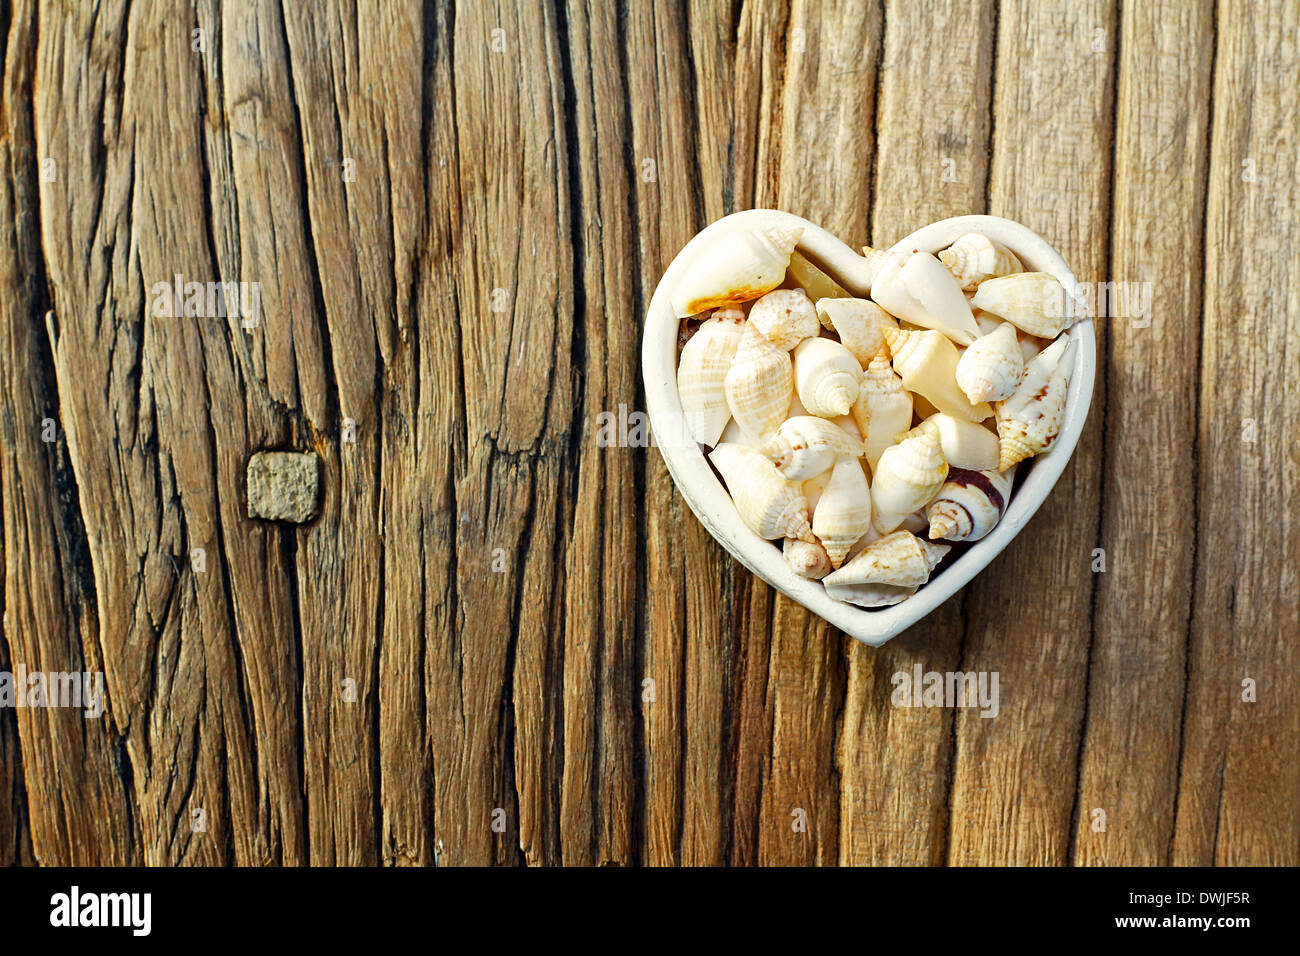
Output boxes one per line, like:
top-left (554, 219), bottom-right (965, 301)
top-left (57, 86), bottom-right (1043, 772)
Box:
top-left (643, 210), bottom-right (1095, 645)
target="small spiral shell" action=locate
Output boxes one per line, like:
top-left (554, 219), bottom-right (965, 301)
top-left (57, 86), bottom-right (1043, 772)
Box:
top-left (793, 337), bottom-right (861, 418)
top-left (724, 324), bottom-right (794, 440)
top-left (710, 442), bottom-right (814, 542)
top-left (747, 288), bottom-right (819, 350)
top-left (761, 415), bottom-right (864, 481)
top-left (823, 530), bottom-right (950, 589)
top-left (937, 233), bottom-right (1024, 291)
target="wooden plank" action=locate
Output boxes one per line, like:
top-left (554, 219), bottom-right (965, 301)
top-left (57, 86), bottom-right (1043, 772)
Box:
top-left (1071, 0), bottom-right (1214, 865)
top-left (432, 0), bottom-right (574, 866)
top-left (946, 0), bottom-right (1116, 865)
top-left (840, 0), bottom-right (993, 867)
top-left (624, 0), bottom-right (735, 866)
top-left (1174, 0), bottom-right (1300, 866)
top-left (552, 0), bottom-right (640, 866)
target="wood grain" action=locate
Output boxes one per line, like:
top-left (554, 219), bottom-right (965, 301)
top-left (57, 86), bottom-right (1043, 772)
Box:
top-left (1174, 0), bottom-right (1300, 866)
top-left (1072, 0), bottom-right (1214, 866)
top-left (1, 0), bottom-right (1295, 868)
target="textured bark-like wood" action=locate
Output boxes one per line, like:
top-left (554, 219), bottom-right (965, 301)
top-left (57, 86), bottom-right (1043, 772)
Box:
top-left (1174, 0), bottom-right (1300, 866)
top-left (1072, 0), bottom-right (1214, 866)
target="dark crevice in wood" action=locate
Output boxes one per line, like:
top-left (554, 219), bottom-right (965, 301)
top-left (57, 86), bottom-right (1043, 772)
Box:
top-left (1174, 0), bottom-right (1222, 866)
top-left (864, 0), bottom-right (886, 244)
top-left (1065, 0), bottom-right (1122, 866)
top-left (279, 523), bottom-right (310, 864)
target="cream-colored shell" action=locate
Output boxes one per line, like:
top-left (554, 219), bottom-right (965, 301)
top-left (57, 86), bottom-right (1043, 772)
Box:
top-left (672, 225), bottom-right (802, 317)
top-left (970, 271), bottom-right (1076, 339)
top-left (812, 456), bottom-right (873, 568)
top-left (869, 423), bottom-right (947, 535)
top-left (823, 530), bottom-right (950, 589)
top-left (676, 307), bottom-right (746, 446)
top-left (938, 232), bottom-right (1024, 291)
top-left (801, 468), bottom-right (834, 513)
top-left (926, 466), bottom-right (1015, 542)
top-left (784, 536), bottom-right (832, 580)
top-left (851, 345), bottom-right (913, 472)
top-left (995, 336), bottom-right (1076, 470)
top-left (955, 321), bottom-right (1026, 404)
top-left (710, 442), bottom-right (814, 542)
top-left (865, 247), bottom-right (981, 345)
top-left (884, 327), bottom-right (992, 423)
top-left (793, 337), bottom-right (860, 418)
top-left (747, 288), bottom-right (819, 351)
top-left (904, 413), bottom-right (1000, 472)
top-left (724, 324), bottom-right (794, 440)
top-left (761, 415), bottom-right (865, 481)
top-left (815, 298), bottom-right (898, 365)
top-left (823, 581), bottom-right (915, 608)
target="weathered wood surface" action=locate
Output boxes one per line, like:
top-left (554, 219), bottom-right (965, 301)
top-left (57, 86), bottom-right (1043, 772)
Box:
top-left (1, 0), bottom-right (1296, 866)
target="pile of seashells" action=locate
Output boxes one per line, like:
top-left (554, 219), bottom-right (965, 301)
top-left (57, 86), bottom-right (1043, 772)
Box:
top-left (674, 225), bottom-right (1079, 608)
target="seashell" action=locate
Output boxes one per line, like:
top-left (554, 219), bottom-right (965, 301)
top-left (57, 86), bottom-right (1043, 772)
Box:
top-left (926, 466), bottom-right (1016, 542)
top-left (747, 288), bottom-right (819, 351)
top-left (955, 321), bottom-right (1026, 403)
top-left (801, 468), bottom-right (834, 513)
top-left (938, 233), bottom-right (1024, 291)
top-left (719, 416), bottom-right (764, 449)
top-left (812, 456), bottom-right (873, 568)
top-left (901, 413), bottom-right (1000, 471)
top-left (995, 335), bottom-right (1077, 470)
top-left (784, 536), bottom-right (833, 579)
top-left (672, 225), bottom-right (803, 317)
top-left (851, 345), bottom-right (913, 472)
top-left (815, 298), bottom-right (898, 365)
top-left (864, 247), bottom-right (981, 345)
top-left (972, 308), bottom-right (1002, 337)
top-left (823, 530), bottom-right (950, 589)
top-left (884, 327), bottom-right (992, 423)
top-left (761, 415), bottom-right (865, 481)
top-left (793, 337), bottom-right (860, 418)
top-left (911, 393), bottom-right (942, 421)
top-left (869, 423), bottom-right (948, 535)
top-left (676, 307), bottom-right (747, 446)
top-left (786, 250), bottom-right (849, 309)
top-left (1018, 331), bottom-right (1043, 363)
top-left (724, 324), bottom-right (794, 440)
top-left (710, 443), bottom-right (815, 542)
top-left (824, 581), bottom-right (915, 608)
top-left (970, 272), bottom-right (1076, 339)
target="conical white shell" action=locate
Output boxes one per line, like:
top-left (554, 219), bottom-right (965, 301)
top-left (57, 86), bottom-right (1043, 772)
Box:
top-left (793, 337), bottom-right (860, 418)
top-left (869, 423), bottom-right (948, 534)
top-left (710, 443), bottom-right (814, 542)
top-left (676, 307), bottom-right (747, 446)
top-left (970, 272), bottom-right (1076, 339)
top-left (761, 415), bottom-right (865, 481)
top-left (926, 466), bottom-right (1015, 542)
top-left (955, 321), bottom-right (1026, 404)
top-left (724, 324), bottom-right (794, 440)
top-left (812, 456), bottom-right (873, 568)
top-left (938, 233), bottom-right (1024, 291)
top-left (784, 536), bottom-right (832, 580)
top-left (823, 581), bottom-right (915, 608)
top-left (884, 327), bottom-right (992, 423)
top-left (823, 530), bottom-right (950, 589)
top-left (747, 288), bottom-right (819, 351)
top-left (672, 226), bottom-right (802, 317)
top-left (908, 413), bottom-right (1000, 472)
top-left (995, 336), bottom-right (1076, 470)
top-left (865, 247), bottom-right (981, 346)
top-left (815, 298), bottom-right (898, 365)
top-left (851, 345), bottom-right (913, 472)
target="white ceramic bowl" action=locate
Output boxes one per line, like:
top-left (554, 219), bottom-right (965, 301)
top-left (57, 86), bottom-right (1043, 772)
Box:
top-left (643, 210), bottom-right (1095, 646)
